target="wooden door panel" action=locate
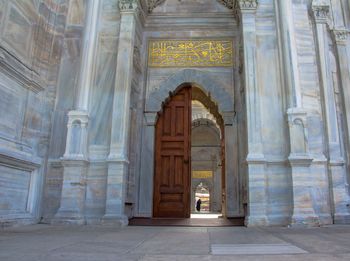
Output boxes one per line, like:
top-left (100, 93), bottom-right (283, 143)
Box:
top-left (153, 87), bottom-right (191, 218)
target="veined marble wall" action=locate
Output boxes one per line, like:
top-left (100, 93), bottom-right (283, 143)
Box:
top-left (0, 0), bottom-right (68, 226)
top-left (2, 0), bottom-right (350, 227)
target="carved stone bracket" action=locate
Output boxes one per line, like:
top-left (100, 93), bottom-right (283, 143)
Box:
top-left (217, 0), bottom-right (234, 9)
top-left (311, 0), bottom-right (330, 24)
top-left (148, 0), bottom-right (166, 13)
top-left (332, 28), bottom-right (350, 45)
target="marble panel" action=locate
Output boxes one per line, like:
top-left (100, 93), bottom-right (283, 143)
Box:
top-left (266, 164), bottom-right (292, 225)
top-left (85, 164), bottom-right (108, 220)
top-left (307, 114), bottom-right (325, 155)
top-left (257, 35), bottom-right (286, 157)
top-left (3, 4), bottom-right (33, 59)
top-left (0, 75), bottom-right (25, 140)
top-left (67, 0), bottom-right (85, 25)
top-left (0, 165), bottom-right (31, 214)
top-left (89, 37), bottom-right (117, 146)
top-left (0, 0), bottom-right (5, 28)
top-left (42, 163), bottom-right (63, 219)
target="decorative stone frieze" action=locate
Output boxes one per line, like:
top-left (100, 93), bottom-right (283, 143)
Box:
top-left (147, 0), bottom-right (238, 13)
top-left (237, 0), bottom-right (258, 11)
top-left (312, 0), bottom-right (330, 23)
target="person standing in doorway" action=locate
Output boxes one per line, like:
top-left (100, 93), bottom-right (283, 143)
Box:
top-left (196, 198), bottom-right (202, 212)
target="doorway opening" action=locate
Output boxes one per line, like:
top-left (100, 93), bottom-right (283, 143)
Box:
top-left (195, 182), bottom-right (210, 213)
top-left (153, 84), bottom-right (225, 220)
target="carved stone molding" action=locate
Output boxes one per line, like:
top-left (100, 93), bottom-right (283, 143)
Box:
top-left (217, 0), bottom-right (234, 9)
top-left (148, 0), bottom-right (166, 13)
top-left (332, 28), bottom-right (349, 45)
top-left (147, 0), bottom-right (238, 13)
top-left (119, 0), bottom-right (139, 12)
top-left (237, 0), bottom-right (258, 10)
top-left (311, 0), bottom-right (330, 23)
top-left (0, 46), bottom-right (44, 93)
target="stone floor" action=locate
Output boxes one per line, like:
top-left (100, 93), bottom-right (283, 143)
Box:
top-left (1, 224), bottom-right (350, 260)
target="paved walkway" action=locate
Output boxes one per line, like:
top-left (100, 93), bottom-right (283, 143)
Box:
top-left (1, 224), bottom-right (350, 260)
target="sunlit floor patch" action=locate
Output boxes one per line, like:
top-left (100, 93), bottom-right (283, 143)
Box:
top-left (211, 244), bottom-right (308, 255)
top-left (190, 213), bottom-right (222, 219)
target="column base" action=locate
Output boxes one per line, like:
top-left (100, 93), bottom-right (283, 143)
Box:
top-left (334, 213), bottom-right (350, 224)
top-left (244, 215), bottom-right (269, 226)
top-left (318, 213), bottom-right (333, 225)
top-left (291, 214), bottom-right (320, 227)
top-left (51, 210), bottom-right (86, 225)
top-left (102, 214), bottom-right (129, 227)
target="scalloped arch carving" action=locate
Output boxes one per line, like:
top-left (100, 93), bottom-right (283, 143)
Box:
top-left (145, 69), bottom-right (234, 115)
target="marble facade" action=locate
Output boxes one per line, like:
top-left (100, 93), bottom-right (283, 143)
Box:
top-left (0, 0), bottom-right (350, 227)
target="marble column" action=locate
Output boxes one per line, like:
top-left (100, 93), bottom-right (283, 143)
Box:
top-left (276, 0), bottom-right (302, 107)
top-left (53, 0), bottom-right (101, 224)
top-left (237, 0), bottom-right (268, 226)
top-left (332, 27), bottom-right (350, 223)
top-left (103, 0), bottom-right (139, 226)
top-left (312, 2), bottom-right (350, 224)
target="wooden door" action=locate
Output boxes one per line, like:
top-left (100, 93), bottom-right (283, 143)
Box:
top-left (153, 87), bottom-right (191, 218)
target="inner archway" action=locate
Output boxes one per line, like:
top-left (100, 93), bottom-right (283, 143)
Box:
top-left (153, 84), bottom-right (225, 218)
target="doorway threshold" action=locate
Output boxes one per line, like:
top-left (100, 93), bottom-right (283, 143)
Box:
top-left (128, 217), bottom-right (244, 227)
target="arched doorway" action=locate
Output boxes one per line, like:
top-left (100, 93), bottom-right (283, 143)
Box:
top-left (153, 84), bottom-right (225, 218)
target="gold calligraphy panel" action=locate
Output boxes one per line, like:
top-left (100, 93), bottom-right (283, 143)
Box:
top-left (148, 39), bottom-right (233, 68)
top-left (192, 170), bottom-right (213, 179)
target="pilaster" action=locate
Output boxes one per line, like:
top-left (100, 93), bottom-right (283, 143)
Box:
top-left (332, 28), bottom-right (350, 156)
top-left (332, 27), bottom-right (350, 223)
top-left (223, 112), bottom-right (240, 217)
top-left (54, 0), bottom-right (101, 224)
top-left (103, 0), bottom-right (140, 226)
top-left (312, 1), bottom-right (350, 224)
top-left (236, 0), bottom-right (268, 226)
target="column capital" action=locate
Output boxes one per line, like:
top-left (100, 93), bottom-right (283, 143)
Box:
top-left (236, 0), bottom-right (258, 12)
top-left (119, 0), bottom-right (139, 13)
top-left (332, 28), bottom-right (350, 45)
top-left (311, 0), bottom-right (330, 24)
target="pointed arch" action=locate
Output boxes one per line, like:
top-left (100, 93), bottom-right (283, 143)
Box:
top-left (145, 69), bottom-right (234, 115)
